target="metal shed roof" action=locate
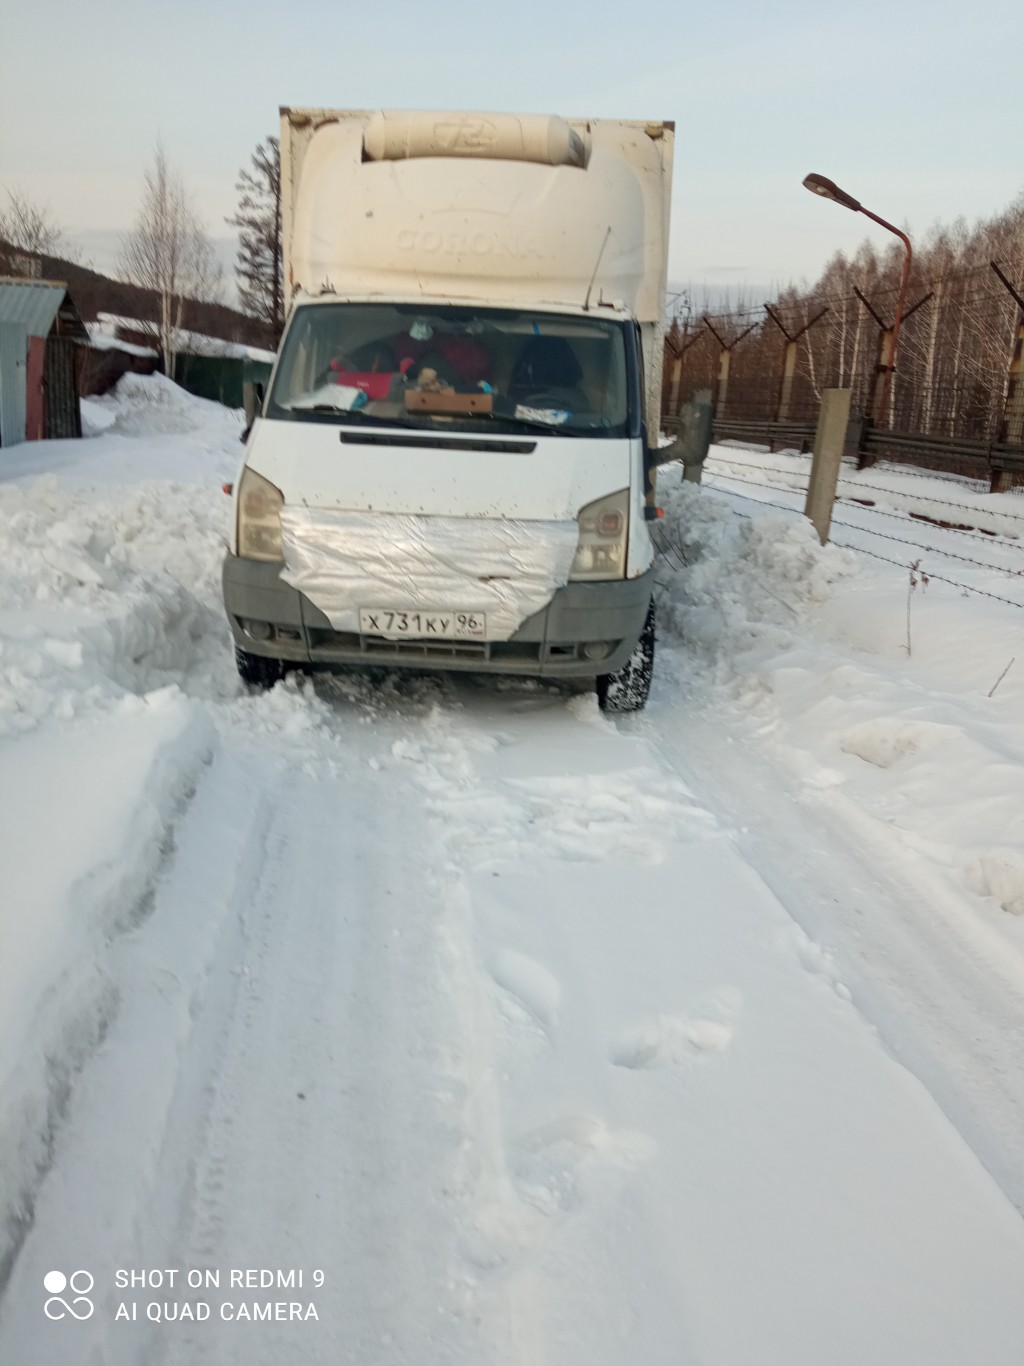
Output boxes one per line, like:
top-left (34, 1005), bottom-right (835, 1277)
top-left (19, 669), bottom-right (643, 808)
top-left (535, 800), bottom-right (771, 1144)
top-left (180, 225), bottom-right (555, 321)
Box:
top-left (0, 278), bottom-right (86, 340)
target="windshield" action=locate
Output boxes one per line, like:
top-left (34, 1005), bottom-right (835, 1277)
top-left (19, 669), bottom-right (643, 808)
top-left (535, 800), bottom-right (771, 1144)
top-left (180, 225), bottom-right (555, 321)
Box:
top-left (266, 302), bottom-right (635, 438)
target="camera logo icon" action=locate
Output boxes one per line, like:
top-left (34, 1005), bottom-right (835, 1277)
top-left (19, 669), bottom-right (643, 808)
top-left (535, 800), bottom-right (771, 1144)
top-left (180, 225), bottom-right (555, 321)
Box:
top-left (43, 1270), bottom-right (95, 1320)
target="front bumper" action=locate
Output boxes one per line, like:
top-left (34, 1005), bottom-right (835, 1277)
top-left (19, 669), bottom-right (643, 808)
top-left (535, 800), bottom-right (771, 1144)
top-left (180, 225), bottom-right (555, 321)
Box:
top-left (222, 554), bottom-right (653, 679)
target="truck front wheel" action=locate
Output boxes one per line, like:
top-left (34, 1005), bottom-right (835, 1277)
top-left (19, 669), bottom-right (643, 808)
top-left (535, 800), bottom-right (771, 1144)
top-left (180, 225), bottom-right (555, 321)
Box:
top-left (234, 645), bottom-right (286, 690)
top-left (596, 599), bottom-right (655, 713)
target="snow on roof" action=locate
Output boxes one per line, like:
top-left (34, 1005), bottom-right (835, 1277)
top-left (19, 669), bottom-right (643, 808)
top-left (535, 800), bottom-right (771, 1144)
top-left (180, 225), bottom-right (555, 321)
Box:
top-left (85, 323), bottom-right (158, 358)
top-left (94, 312), bottom-right (275, 362)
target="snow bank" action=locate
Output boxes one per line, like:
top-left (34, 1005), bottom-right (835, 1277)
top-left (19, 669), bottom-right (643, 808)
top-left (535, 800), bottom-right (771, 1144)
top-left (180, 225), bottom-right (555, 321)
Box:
top-left (0, 475), bottom-right (231, 737)
top-left (653, 480), bottom-right (856, 666)
top-left (0, 372), bottom-right (246, 743)
top-left (0, 376), bottom-right (246, 1280)
top-left (82, 370), bottom-right (243, 440)
top-left (0, 691), bottom-right (215, 1283)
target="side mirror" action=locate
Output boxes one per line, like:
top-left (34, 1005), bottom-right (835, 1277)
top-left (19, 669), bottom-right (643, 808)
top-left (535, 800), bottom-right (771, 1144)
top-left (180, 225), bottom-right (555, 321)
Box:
top-left (243, 379), bottom-right (265, 429)
top-left (241, 381), bottom-right (266, 443)
top-left (653, 398), bottom-right (715, 483)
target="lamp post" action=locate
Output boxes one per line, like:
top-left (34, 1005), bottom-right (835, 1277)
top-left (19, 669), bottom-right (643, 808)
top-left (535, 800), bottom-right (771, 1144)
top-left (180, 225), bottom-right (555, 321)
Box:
top-left (802, 173), bottom-right (912, 427)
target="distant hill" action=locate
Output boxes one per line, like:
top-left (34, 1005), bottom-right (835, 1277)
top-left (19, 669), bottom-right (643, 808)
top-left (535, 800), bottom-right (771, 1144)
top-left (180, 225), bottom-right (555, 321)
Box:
top-left (0, 238), bottom-right (270, 350)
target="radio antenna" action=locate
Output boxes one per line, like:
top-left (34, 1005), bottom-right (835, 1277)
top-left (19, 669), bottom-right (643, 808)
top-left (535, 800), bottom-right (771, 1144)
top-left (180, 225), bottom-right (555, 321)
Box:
top-left (583, 226), bottom-right (612, 311)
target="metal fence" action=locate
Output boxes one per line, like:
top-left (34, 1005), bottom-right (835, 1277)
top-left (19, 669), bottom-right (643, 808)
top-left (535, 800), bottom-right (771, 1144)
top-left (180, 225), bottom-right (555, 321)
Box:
top-left (173, 354), bottom-right (273, 410)
top-left (662, 259), bottom-right (1024, 481)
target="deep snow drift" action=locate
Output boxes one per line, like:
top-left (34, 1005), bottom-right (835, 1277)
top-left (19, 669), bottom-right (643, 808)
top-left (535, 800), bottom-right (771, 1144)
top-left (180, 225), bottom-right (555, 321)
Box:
top-left (1, 376), bottom-right (1023, 1364)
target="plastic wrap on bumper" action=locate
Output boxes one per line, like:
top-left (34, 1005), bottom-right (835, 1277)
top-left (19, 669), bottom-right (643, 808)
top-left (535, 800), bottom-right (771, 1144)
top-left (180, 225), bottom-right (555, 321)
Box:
top-left (279, 507), bottom-right (579, 641)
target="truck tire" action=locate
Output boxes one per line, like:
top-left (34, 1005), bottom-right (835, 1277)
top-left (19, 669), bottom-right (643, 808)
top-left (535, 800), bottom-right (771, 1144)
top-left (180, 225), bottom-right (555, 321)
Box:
top-left (234, 645), bottom-right (286, 690)
top-left (597, 599), bottom-right (655, 713)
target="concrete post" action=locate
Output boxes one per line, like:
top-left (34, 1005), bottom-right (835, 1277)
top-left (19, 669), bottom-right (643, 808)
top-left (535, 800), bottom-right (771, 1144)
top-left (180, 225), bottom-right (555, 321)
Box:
top-left (680, 389), bottom-right (714, 484)
top-left (715, 347), bottom-right (731, 420)
top-left (804, 388), bottom-right (852, 545)
top-left (991, 263), bottom-right (1024, 456)
top-left (667, 353), bottom-right (683, 418)
top-left (870, 328), bottom-right (895, 428)
top-left (999, 320), bottom-right (1024, 447)
top-left (777, 339), bottom-right (798, 422)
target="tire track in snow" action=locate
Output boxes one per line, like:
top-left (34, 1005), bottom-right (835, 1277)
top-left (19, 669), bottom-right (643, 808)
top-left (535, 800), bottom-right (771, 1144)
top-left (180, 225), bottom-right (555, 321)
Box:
top-left (395, 678), bottom-right (1024, 1365)
top-left (138, 686), bottom-right (515, 1366)
top-left (7, 665), bottom-right (1024, 1365)
top-left (388, 685), bottom-right (728, 1361)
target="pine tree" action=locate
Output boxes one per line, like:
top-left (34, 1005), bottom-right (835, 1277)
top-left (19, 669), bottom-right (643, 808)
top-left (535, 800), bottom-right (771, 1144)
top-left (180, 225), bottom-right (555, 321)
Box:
top-left (227, 136), bottom-right (283, 344)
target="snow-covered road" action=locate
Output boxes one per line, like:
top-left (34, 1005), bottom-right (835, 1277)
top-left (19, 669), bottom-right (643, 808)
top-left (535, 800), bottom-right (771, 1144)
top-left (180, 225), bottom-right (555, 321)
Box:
top-left (2, 378), bottom-right (1024, 1363)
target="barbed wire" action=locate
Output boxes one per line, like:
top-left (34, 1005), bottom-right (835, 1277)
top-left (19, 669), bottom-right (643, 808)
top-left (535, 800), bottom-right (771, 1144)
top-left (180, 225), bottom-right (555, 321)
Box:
top-left (700, 476), bottom-right (807, 519)
top-left (836, 490), bottom-right (1024, 545)
top-left (830, 518), bottom-right (1024, 575)
top-left (709, 451), bottom-right (1024, 521)
top-left (669, 267), bottom-right (1022, 329)
top-left (826, 541), bottom-right (1024, 609)
top-left (700, 480), bottom-right (1024, 609)
top-left (841, 475), bottom-right (1024, 517)
top-left (870, 462), bottom-right (998, 490)
top-left (704, 470), bottom-right (1024, 578)
top-left (650, 524), bottom-right (689, 573)
top-left (707, 455), bottom-right (1024, 544)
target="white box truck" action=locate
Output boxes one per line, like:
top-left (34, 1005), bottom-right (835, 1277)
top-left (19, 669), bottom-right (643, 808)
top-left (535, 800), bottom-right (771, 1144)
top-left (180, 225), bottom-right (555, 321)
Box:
top-left (224, 108), bottom-right (690, 710)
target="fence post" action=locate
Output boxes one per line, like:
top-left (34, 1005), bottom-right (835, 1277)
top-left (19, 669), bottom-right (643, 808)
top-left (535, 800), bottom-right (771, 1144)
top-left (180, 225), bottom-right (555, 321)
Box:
top-left (1001, 320), bottom-right (1024, 447)
top-left (680, 388), bottom-right (714, 484)
top-left (764, 304), bottom-right (829, 423)
top-left (853, 286), bottom-right (933, 455)
top-left (989, 318), bottom-right (1024, 490)
top-left (661, 320), bottom-right (706, 422)
top-left (847, 412), bottom-right (871, 469)
top-left (991, 264), bottom-right (1024, 484)
top-left (702, 316), bottom-right (757, 423)
top-left (804, 388), bottom-right (852, 544)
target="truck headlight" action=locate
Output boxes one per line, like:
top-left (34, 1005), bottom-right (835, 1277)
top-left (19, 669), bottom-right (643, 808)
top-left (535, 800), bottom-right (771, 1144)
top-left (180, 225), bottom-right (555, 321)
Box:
top-left (237, 467), bottom-right (284, 562)
top-left (569, 488), bottom-right (629, 581)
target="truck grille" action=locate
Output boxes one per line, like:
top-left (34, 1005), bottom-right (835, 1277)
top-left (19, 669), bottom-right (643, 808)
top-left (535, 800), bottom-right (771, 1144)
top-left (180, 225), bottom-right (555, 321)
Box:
top-left (305, 628), bottom-right (576, 666)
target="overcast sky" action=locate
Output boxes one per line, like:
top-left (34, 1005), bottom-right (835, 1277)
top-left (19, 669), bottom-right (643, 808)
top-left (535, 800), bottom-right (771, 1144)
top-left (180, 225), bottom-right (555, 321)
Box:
top-left (2, 0), bottom-right (1021, 304)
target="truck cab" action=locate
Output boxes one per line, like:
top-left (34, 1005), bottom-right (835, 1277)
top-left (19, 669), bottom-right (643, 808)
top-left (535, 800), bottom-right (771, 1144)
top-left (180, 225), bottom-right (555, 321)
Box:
top-left (223, 110), bottom-right (675, 710)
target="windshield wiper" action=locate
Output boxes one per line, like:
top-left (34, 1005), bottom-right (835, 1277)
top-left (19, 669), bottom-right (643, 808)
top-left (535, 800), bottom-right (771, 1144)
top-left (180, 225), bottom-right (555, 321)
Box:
top-left (489, 414), bottom-right (586, 436)
top-left (286, 405), bottom-right (392, 425)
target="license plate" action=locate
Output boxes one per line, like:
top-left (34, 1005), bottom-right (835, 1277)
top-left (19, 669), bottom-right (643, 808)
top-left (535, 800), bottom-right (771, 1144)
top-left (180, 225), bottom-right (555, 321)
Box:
top-left (359, 608), bottom-right (486, 639)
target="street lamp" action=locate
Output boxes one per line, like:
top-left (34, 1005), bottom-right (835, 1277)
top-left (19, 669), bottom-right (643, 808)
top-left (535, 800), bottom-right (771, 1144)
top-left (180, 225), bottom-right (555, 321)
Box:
top-left (802, 173), bottom-right (912, 427)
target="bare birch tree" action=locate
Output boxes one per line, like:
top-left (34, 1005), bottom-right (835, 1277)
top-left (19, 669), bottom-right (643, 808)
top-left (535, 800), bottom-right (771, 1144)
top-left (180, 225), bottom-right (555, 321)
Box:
top-left (0, 188), bottom-right (78, 259)
top-left (117, 145), bottom-right (221, 372)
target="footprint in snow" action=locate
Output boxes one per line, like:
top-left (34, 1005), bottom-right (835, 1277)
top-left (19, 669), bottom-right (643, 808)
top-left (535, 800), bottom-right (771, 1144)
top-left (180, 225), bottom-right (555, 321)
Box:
top-left (789, 927), bottom-right (854, 1002)
top-left (839, 718), bottom-right (951, 769)
top-left (611, 990), bottom-right (740, 1070)
top-left (459, 1115), bottom-right (654, 1275)
top-left (485, 948), bottom-right (561, 1035)
top-left (510, 1115), bottom-right (654, 1215)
